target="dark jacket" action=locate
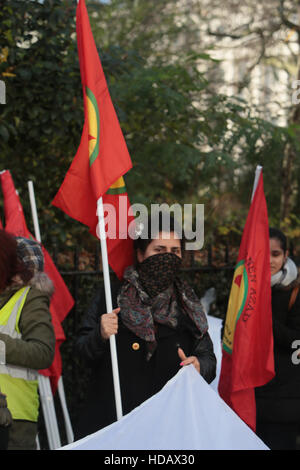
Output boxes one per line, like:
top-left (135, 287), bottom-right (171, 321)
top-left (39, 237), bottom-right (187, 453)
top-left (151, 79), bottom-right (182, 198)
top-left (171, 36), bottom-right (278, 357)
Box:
top-left (0, 280), bottom-right (55, 371)
top-left (255, 281), bottom-right (300, 424)
top-left (75, 281), bottom-right (216, 439)
top-left (0, 273), bottom-right (55, 450)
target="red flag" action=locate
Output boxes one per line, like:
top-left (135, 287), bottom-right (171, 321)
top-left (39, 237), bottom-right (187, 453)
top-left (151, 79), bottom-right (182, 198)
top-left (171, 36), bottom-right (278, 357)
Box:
top-left (0, 170), bottom-right (74, 393)
top-left (102, 180), bottom-right (134, 279)
top-left (218, 172), bottom-right (275, 431)
top-left (52, 0), bottom-right (133, 278)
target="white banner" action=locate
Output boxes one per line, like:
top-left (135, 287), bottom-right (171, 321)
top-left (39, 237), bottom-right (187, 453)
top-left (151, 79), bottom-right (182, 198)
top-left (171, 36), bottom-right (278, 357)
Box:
top-left (207, 314), bottom-right (222, 392)
top-left (60, 365), bottom-right (268, 450)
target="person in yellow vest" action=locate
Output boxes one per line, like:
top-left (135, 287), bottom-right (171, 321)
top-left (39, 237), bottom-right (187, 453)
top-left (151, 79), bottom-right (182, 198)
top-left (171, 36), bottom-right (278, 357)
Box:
top-left (0, 230), bottom-right (55, 450)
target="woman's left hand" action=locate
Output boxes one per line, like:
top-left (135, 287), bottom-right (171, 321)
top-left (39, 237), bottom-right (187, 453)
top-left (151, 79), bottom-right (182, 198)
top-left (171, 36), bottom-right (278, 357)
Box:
top-left (177, 347), bottom-right (200, 374)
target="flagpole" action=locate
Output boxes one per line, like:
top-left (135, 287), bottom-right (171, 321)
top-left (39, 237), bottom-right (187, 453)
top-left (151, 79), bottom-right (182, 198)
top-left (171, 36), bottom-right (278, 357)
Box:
top-left (28, 180), bottom-right (74, 446)
top-left (251, 165), bottom-right (262, 202)
top-left (97, 197), bottom-right (123, 420)
top-left (28, 181), bottom-right (42, 241)
top-left (27, 181), bottom-right (62, 449)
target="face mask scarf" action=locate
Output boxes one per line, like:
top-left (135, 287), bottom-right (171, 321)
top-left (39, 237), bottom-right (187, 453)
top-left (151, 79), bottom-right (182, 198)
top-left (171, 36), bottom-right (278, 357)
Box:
top-left (118, 253), bottom-right (208, 360)
top-left (137, 252), bottom-right (182, 298)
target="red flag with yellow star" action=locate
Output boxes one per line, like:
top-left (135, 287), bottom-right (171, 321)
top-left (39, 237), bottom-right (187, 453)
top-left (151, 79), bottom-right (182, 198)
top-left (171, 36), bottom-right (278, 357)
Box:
top-left (218, 172), bottom-right (275, 431)
top-left (52, 0), bottom-right (133, 279)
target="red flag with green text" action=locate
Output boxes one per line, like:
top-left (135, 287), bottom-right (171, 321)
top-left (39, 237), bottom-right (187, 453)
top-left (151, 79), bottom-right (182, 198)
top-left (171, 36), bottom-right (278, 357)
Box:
top-left (218, 172), bottom-right (275, 431)
top-left (0, 170), bottom-right (74, 393)
top-left (52, 0), bottom-right (134, 279)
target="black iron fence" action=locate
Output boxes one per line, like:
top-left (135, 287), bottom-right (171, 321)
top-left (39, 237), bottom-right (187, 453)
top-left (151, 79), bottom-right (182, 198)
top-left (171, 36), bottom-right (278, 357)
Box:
top-left (51, 240), bottom-right (299, 331)
top-left (38, 241), bottom-right (299, 449)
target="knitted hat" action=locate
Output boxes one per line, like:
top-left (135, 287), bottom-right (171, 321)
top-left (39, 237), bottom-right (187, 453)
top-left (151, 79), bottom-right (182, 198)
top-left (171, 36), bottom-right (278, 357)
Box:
top-left (15, 237), bottom-right (44, 274)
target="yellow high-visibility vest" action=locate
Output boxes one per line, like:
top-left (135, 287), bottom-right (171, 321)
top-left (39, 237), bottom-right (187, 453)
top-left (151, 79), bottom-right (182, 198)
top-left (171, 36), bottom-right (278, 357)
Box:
top-left (0, 287), bottom-right (39, 422)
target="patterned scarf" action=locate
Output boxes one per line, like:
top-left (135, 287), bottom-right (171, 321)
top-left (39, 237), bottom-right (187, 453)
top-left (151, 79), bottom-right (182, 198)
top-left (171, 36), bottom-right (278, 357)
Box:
top-left (117, 253), bottom-right (208, 360)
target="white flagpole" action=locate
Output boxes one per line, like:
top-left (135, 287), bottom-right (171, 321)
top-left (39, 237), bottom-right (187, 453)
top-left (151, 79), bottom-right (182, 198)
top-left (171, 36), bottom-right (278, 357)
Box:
top-left (97, 197), bottom-right (123, 420)
top-left (75, 0), bottom-right (122, 421)
top-left (57, 378), bottom-right (74, 443)
top-left (29, 180), bottom-right (74, 443)
top-left (27, 180), bottom-right (67, 449)
top-left (251, 165), bottom-right (262, 202)
top-left (37, 377), bottom-right (61, 449)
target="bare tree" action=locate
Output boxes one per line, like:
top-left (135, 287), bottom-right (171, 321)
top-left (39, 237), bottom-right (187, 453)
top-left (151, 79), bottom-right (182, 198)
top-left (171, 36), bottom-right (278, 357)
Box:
top-left (200, 0), bottom-right (300, 223)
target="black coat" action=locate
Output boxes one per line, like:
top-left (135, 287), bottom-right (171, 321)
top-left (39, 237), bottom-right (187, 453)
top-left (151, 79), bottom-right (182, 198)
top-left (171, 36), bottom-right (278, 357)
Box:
top-left (255, 282), bottom-right (300, 424)
top-left (74, 282), bottom-right (216, 439)
top-left (0, 427), bottom-right (8, 451)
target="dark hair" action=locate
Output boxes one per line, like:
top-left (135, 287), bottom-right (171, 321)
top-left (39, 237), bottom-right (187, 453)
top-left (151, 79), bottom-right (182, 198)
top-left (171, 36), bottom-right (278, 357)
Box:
top-left (269, 227), bottom-right (287, 252)
top-left (0, 230), bottom-right (32, 291)
top-left (133, 212), bottom-right (185, 265)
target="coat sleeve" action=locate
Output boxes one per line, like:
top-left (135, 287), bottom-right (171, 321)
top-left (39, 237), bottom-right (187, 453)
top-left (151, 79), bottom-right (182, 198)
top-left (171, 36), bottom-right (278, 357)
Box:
top-left (193, 332), bottom-right (217, 384)
top-left (75, 284), bottom-right (120, 364)
top-left (0, 288), bottom-right (55, 370)
top-left (273, 287), bottom-right (300, 348)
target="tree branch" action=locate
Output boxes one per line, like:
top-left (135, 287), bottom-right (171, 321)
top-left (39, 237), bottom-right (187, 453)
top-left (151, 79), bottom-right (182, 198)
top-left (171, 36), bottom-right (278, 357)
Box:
top-left (278, 0), bottom-right (300, 33)
top-left (207, 22), bottom-right (254, 41)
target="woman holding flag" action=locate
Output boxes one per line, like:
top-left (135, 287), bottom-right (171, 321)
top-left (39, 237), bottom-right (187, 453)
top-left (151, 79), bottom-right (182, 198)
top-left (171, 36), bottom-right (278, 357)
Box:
top-left (74, 214), bottom-right (216, 439)
top-left (255, 228), bottom-right (300, 450)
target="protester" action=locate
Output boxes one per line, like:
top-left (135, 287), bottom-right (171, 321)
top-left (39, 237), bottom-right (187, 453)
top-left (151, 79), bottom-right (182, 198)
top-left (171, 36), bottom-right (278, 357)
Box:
top-left (74, 214), bottom-right (216, 439)
top-left (0, 230), bottom-right (55, 450)
top-left (255, 227), bottom-right (300, 450)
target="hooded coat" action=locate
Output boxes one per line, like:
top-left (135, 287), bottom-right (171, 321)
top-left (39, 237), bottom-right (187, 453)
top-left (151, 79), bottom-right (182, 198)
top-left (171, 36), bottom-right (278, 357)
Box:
top-left (0, 272), bottom-right (55, 450)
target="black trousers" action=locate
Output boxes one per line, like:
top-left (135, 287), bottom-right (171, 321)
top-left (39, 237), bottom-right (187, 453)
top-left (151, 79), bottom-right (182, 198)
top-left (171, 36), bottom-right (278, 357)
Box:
top-left (256, 421), bottom-right (299, 450)
top-left (0, 426), bottom-right (9, 450)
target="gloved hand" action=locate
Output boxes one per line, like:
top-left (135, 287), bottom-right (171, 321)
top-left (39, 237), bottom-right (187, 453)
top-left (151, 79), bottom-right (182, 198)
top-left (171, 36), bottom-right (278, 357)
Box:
top-left (0, 392), bottom-right (12, 428)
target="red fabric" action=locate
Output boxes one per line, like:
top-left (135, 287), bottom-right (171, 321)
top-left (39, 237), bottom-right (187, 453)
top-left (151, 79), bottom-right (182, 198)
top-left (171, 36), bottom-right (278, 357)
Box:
top-left (0, 170), bottom-right (74, 393)
top-left (101, 192), bottom-right (134, 280)
top-left (218, 173), bottom-right (275, 431)
top-left (52, 0), bottom-right (133, 278)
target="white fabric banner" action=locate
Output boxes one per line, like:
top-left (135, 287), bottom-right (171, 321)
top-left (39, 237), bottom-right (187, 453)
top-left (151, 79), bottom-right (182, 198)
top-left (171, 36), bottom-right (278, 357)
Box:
top-left (60, 365), bottom-right (268, 450)
top-left (207, 314), bottom-right (222, 392)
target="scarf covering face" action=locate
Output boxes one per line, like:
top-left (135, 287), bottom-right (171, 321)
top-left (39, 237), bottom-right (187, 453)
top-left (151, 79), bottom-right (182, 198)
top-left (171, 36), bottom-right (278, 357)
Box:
top-left (271, 257), bottom-right (298, 287)
top-left (117, 253), bottom-right (208, 360)
top-left (137, 251), bottom-right (182, 298)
